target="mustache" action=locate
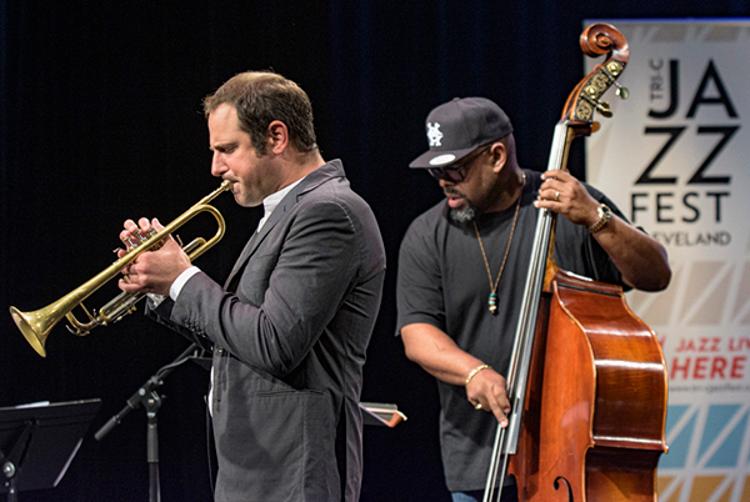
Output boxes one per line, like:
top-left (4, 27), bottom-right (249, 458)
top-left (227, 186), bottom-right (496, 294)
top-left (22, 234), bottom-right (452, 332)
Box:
top-left (443, 187), bottom-right (464, 198)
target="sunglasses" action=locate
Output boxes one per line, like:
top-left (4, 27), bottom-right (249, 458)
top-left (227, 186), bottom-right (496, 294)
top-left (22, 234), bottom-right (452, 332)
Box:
top-left (427, 145), bottom-right (490, 183)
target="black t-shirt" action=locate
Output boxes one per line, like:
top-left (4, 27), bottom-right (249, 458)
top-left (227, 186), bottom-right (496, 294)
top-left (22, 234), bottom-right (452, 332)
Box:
top-left (396, 169), bottom-right (627, 492)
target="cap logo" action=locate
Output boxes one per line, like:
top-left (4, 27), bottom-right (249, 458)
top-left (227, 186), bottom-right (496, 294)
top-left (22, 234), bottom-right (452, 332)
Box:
top-left (429, 154), bottom-right (456, 166)
top-left (427, 122), bottom-right (443, 147)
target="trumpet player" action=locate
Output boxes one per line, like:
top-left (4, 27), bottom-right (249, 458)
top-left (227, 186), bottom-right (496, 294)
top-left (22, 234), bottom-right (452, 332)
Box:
top-left (116, 71), bottom-right (386, 502)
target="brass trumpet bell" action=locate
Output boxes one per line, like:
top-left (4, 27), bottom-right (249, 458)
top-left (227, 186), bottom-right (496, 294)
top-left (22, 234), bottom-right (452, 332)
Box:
top-left (10, 304), bottom-right (55, 357)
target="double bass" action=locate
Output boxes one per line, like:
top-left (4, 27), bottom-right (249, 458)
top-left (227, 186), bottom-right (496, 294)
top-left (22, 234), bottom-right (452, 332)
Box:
top-left (482, 23), bottom-right (669, 501)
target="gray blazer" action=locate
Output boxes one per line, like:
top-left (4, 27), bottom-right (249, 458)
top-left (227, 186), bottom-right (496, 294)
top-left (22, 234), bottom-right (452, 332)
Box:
top-left (151, 160), bottom-right (385, 501)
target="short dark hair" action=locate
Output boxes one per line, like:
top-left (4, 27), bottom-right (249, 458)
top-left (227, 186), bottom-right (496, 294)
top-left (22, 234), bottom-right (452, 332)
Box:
top-left (203, 71), bottom-right (318, 155)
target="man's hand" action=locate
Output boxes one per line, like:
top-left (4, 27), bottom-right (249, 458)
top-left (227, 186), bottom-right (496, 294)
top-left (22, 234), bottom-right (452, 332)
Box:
top-left (465, 368), bottom-right (511, 427)
top-left (116, 217), bottom-right (191, 296)
top-left (533, 169), bottom-right (600, 227)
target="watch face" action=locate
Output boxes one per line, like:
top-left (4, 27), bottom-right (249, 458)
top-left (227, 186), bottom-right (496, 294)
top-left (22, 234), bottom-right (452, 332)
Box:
top-left (590, 204), bottom-right (612, 233)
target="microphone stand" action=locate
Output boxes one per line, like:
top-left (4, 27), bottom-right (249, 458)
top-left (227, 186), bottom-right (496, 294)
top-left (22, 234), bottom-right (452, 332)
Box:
top-left (94, 343), bottom-right (203, 502)
top-left (0, 421), bottom-right (33, 502)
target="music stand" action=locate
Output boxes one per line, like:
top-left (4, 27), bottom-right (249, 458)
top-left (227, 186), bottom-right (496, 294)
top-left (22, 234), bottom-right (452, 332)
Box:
top-left (0, 399), bottom-right (101, 502)
top-left (359, 402), bottom-right (407, 428)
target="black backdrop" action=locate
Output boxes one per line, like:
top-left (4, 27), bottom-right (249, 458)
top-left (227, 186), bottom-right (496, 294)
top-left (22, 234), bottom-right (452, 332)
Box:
top-left (2, 2), bottom-right (748, 501)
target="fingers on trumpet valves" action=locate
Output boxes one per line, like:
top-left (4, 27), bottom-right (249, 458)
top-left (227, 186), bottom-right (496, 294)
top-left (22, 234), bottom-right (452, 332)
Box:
top-left (120, 218), bottom-right (159, 250)
top-left (121, 220), bottom-right (140, 249)
top-left (137, 218), bottom-right (158, 244)
top-left (126, 235), bottom-right (142, 249)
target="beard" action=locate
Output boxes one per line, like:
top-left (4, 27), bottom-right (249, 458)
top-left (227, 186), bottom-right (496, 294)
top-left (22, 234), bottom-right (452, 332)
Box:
top-left (448, 205), bottom-right (477, 223)
top-left (445, 187), bottom-right (478, 223)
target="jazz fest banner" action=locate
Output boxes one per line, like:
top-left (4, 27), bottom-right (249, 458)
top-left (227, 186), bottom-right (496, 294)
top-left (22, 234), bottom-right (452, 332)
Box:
top-left (584, 19), bottom-right (750, 501)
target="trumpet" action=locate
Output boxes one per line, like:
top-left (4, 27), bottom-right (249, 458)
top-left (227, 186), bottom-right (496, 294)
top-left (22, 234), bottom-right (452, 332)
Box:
top-left (9, 180), bottom-right (232, 357)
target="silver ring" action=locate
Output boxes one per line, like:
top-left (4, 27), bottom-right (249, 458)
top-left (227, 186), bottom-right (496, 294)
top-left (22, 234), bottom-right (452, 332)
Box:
top-left (474, 402), bottom-right (483, 411)
top-left (555, 191), bottom-right (560, 202)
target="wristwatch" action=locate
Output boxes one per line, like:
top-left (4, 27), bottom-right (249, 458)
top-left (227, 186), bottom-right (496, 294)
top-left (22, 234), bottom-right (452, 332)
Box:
top-left (588, 203), bottom-right (612, 233)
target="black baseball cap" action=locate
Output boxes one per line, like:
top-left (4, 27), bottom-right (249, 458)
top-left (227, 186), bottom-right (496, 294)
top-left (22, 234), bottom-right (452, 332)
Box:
top-left (409, 97), bottom-right (514, 169)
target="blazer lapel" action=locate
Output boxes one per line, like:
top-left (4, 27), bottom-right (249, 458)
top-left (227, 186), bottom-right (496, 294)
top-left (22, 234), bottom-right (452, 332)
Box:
top-left (222, 160), bottom-right (346, 289)
top-left (223, 203), bottom-right (283, 289)
top-left (223, 230), bottom-right (259, 289)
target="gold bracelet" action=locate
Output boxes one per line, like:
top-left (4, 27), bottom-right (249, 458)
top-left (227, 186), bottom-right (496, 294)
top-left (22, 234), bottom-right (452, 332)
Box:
top-left (465, 363), bottom-right (490, 386)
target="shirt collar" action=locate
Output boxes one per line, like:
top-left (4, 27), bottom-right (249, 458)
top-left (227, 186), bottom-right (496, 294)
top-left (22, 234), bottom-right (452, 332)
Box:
top-left (257, 177), bottom-right (305, 232)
